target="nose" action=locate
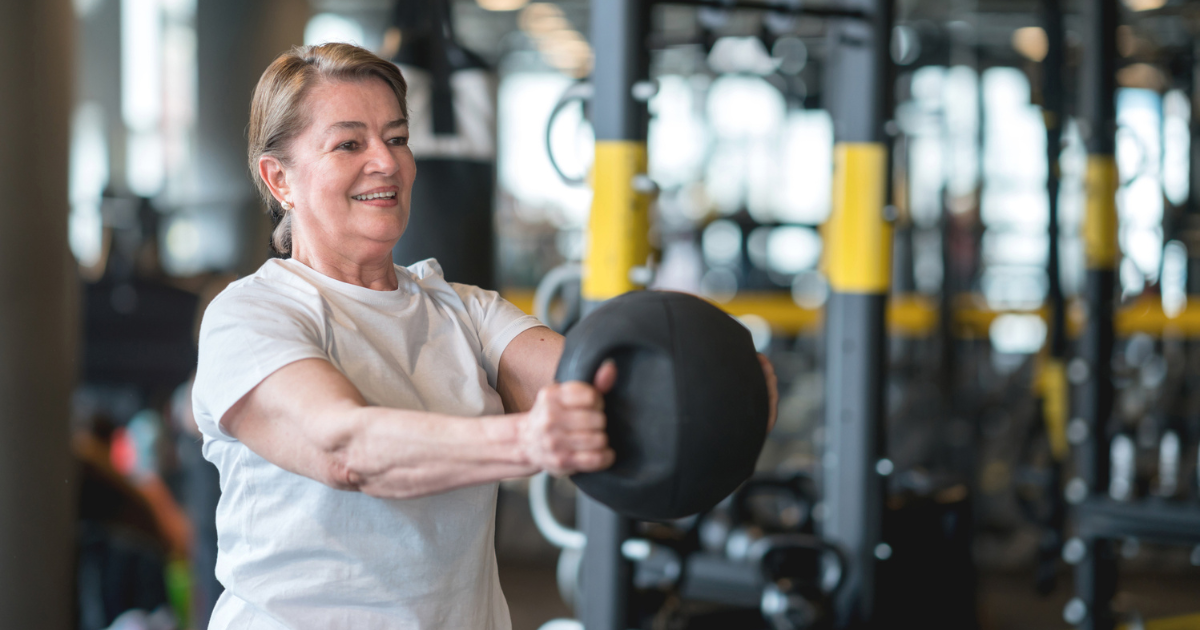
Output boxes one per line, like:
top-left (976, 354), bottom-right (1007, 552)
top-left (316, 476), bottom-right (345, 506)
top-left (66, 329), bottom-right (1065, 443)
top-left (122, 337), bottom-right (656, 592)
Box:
top-left (365, 138), bottom-right (400, 176)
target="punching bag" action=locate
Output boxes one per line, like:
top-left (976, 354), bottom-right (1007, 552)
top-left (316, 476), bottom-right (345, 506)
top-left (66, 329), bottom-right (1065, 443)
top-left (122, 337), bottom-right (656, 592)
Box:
top-left (389, 0), bottom-right (497, 289)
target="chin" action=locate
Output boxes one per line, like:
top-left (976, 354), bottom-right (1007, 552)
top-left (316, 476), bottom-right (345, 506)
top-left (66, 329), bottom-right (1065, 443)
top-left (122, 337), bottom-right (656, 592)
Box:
top-left (362, 216), bottom-right (408, 248)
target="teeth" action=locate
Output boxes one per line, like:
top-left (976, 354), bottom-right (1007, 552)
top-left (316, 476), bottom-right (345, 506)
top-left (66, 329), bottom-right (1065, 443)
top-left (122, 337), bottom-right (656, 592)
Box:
top-left (352, 192), bottom-right (396, 200)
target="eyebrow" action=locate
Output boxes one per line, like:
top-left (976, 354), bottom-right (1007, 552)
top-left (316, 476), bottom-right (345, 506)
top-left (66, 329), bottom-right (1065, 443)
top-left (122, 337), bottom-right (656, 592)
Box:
top-left (325, 118), bottom-right (408, 133)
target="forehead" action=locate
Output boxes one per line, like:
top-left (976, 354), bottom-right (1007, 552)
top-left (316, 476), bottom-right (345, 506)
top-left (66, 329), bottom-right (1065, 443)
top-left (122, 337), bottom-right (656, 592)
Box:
top-left (303, 78), bottom-right (405, 130)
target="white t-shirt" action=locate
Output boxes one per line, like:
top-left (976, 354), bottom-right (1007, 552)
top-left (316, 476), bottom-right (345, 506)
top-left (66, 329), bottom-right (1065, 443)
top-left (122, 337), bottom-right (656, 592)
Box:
top-left (192, 257), bottom-right (543, 630)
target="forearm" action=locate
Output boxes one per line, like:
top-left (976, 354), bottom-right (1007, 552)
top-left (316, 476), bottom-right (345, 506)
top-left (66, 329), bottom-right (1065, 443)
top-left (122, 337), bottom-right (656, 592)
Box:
top-left (226, 357), bottom-right (602, 500)
top-left (330, 406), bottom-right (539, 499)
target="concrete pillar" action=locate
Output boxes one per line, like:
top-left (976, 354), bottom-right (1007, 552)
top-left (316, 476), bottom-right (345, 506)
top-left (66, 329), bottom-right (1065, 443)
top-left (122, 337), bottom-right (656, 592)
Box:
top-left (0, 0), bottom-right (78, 627)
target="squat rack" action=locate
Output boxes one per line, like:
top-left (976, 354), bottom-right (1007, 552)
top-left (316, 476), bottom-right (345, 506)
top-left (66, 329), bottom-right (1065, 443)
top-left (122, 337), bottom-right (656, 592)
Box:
top-left (578, 0), bottom-right (892, 628)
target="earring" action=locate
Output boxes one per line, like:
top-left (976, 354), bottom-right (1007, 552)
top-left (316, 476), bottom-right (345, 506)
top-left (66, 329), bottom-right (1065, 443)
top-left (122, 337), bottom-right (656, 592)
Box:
top-left (281, 200), bottom-right (293, 211)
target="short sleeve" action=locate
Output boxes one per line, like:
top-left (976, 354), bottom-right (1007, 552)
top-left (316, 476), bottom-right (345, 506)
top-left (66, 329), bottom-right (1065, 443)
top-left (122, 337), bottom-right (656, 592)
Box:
top-left (192, 283), bottom-right (328, 442)
top-left (449, 282), bottom-right (544, 388)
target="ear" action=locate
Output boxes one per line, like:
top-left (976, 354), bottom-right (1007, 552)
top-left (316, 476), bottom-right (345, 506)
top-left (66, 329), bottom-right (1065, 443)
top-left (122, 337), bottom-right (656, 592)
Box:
top-left (259, 155), bottom-right (291, 205)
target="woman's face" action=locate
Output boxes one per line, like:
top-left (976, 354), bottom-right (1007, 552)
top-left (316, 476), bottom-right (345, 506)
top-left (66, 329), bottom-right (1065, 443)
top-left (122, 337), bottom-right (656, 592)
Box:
top-left (270, 77), bottom-right (415, 261)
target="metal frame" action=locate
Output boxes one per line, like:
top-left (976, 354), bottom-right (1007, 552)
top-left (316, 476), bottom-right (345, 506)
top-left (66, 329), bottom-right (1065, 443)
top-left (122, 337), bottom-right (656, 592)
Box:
top-left (657, 0), bottom-right (871, 21)
top-left (819, 0), bottom-right (892, 626)
top-left (578, 1), bottom-right (652, 629)
top-left (1071, 1), bottom-right (1120, 629)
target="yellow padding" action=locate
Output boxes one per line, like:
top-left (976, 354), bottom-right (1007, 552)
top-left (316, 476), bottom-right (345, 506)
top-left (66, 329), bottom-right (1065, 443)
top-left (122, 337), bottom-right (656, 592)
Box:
top-left (825, 143), bottom-right (891, 293)
top-left (583, 141), bottom-right (651, 301)
top-left (1084, 155), bottom-right (1119, 270)
top-left (1037, 358), bottom-right (1069, 460)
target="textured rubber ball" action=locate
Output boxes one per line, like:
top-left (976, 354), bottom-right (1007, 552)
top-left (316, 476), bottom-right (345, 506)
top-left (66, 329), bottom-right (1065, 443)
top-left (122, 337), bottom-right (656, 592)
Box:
top-left (556, 290), bottom-right (770, 521)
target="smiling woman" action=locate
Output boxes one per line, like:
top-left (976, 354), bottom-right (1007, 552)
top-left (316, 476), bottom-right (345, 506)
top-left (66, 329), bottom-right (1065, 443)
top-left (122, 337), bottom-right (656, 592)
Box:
top-left (247, 44), bottom-right (412, 268)
top-left (190, 43), bottom-right (623, 630)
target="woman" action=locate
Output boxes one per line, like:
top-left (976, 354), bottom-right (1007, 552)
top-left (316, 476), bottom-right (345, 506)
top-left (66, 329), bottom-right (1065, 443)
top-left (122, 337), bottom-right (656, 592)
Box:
top-left (193, 43), bottom-right (776, 629)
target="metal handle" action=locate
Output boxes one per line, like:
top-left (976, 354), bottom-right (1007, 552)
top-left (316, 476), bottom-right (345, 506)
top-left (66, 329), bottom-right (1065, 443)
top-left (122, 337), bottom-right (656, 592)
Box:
top-left (529, 472), bottom-right (586, 550)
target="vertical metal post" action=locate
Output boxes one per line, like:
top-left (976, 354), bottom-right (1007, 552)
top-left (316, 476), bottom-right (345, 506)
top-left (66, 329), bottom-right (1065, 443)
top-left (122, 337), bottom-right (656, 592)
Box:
top-left (1035, 0), bottom-right (1069, 595)
top-left (0, 0), bottom-right (77, 627)
top-left (1074, 1), bottom-right (1120, 629)
top-left (578, 1), bottom-right (652, 629)
top-left (820, 0), bottom-right (892, 626)
top-left (1043, 0), bottom-right (1068, 401)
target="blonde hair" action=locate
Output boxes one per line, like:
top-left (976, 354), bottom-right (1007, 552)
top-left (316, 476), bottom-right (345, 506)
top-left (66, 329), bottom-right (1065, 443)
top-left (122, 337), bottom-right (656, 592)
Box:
top-left (248, 43), bottom-right (408, 256)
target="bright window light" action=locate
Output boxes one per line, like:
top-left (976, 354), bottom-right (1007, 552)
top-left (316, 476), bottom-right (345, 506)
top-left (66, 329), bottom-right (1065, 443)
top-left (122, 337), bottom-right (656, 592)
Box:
top-left (702, 220), bottom-right (742, 267)
top-left (1161, 240), bottom-right (1187, 318)
top-left (982, 230), bottom-right (1048, 267)
top-left (69, 102), bottom-right (109, 267)
top-left (990, 313), bottom-right (1047, 354)
top-left (981, 67), bottom-right (1047, 229)
top-left (766, 226), bottom-right (821, 274)
top-left (122, 0), bottom-right (162, 130)
top-left (1163, 90), bottom-right (1190, 206)
top-left (707, 37), bottom-right (779, 75)
top-left (944, 66), bottom-right (980, 199)
top-left (648, 75), bottom-right (709, 190)
top-left (1115, 88), bottom-right (1163, 286)
top-left (774, 109), bottom-right (833, 225)
top-left (705, 75), bottom-right (786, 218)
top-left (497, 72), bottom-right (593, 227)
top-left (304, 13), bottom-right (365, 46)
top-left (981, 266), bottom-right (1047, 310)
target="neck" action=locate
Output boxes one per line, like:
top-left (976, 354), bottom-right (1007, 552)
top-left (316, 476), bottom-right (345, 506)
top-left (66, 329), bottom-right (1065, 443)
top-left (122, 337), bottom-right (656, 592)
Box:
top-left (291, 238), bottom-right (399, 291)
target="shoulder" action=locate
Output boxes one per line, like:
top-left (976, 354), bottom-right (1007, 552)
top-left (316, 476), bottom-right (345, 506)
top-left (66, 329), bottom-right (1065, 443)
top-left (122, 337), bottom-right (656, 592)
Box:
top-left (400, 258), bottom-right (474, 304)
top-left (201, 260), bottom-right (324, 329)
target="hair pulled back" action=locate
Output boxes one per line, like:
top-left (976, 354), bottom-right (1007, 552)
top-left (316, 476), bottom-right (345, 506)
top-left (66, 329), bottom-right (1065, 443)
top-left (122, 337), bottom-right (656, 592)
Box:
top-left (248, 43), bottom-right (408, 256)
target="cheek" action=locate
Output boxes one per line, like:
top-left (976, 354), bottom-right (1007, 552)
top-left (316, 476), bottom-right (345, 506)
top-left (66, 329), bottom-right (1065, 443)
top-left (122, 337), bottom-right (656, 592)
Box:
top-left (309, 161), bottom-right (359, 200)
top-left (400, 155), bottom-right (418, 186)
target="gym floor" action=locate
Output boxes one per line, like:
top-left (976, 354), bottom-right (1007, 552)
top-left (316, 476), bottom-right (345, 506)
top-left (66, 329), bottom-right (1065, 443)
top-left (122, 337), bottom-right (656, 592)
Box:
top-left (499, 555), bottom-right (1200, 630)
top-left (496, 490), bottom-right (1200, 630)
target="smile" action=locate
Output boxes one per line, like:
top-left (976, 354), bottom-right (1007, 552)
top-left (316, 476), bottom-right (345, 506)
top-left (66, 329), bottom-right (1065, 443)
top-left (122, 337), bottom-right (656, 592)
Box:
top-left (351, 191), bottom-right (397, 201)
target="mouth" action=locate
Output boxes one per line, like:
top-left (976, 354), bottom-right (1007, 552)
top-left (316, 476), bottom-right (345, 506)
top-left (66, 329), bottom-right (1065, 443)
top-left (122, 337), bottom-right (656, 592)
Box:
top-left (351, 190), bottom-right (398, 201)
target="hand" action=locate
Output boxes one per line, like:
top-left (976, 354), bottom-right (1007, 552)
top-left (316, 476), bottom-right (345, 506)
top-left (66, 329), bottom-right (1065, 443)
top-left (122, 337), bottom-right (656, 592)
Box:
top-left (519, 361), bottom-right (617, 476)
top-left (758, 354), bottom-right (778, 432)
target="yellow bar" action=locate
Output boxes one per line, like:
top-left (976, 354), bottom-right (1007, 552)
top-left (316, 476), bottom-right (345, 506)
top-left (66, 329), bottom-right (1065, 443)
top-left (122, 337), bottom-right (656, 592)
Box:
top-left (1037, 357), bottom-right (1069, 460)
top-left (825, 143), bottom-right (891, 294)
top-left (506, 288), bottom-right (1200, 340)
top-left (1084, 155), bottom-right (1119, 270)
top-left (582, 141), bottom-right (651, 301)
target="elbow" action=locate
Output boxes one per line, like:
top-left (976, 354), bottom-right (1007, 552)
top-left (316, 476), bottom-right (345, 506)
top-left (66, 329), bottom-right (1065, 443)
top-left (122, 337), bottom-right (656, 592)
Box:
top-left (313, 410), bottom-right (368, 492)
top-left (323, 451), bottom-right (366, 492)
top-left (318, 438), bottom-right (421, 499)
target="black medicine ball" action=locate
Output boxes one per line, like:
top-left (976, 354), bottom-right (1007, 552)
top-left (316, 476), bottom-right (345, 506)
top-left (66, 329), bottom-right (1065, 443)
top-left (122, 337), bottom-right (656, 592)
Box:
top-left (555, 290), bottom-right (770, 521)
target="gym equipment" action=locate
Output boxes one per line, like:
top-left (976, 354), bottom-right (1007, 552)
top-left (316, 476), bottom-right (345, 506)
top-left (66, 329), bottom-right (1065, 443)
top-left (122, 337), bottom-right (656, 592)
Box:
top-left (555, 290), bottom-right (770, 521)
top-left (388, 0), bottom-right (497, 289)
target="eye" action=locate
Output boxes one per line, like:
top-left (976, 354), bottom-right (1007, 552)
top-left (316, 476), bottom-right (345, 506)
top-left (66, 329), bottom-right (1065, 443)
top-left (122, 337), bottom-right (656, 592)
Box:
top-left (336, 140), bottom-right (359, 151)
top-left (388, 136), bottom-right (409, 147)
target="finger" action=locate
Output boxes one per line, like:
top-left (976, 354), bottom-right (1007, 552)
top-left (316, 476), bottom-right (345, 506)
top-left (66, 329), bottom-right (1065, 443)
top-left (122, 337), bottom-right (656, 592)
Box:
top-left (571, 447), bottom-right (615, 473)
top-left (558, 381), bottom-right (601, 409)
top-left (534, 383), bottom-right (559, 406)
top-left (555, 430), bottom-right (607, 452)
top-left (550, 408), bottom-right (606, 432)
top-left (594, 359), bottom-right (618, 394)
top-left (758, 354), bottom-right (779, 431)
top-left (757, 353), bottom-right (776, 380)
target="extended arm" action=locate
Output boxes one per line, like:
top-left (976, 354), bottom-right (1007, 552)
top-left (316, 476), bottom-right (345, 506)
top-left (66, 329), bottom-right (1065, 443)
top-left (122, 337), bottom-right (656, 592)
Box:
top-left (222, 353), bottom-right (612, 500)
top-left (495, 326), bottom-right (565, 413)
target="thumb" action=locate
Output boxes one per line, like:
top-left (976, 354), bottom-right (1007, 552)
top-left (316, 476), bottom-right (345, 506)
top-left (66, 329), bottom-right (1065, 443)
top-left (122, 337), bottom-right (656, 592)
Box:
top-left (594, 359), bottom-right (618, 394)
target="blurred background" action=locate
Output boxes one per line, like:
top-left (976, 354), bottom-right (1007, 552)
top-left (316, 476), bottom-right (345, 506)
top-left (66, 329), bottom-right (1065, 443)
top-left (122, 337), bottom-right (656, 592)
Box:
top-left (3, 0), bottom-right (1200, 628)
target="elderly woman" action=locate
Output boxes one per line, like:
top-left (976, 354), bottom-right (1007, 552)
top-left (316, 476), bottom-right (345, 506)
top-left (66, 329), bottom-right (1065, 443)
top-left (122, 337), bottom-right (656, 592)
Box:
top-left (194, 43), bottom-right (776, 629)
